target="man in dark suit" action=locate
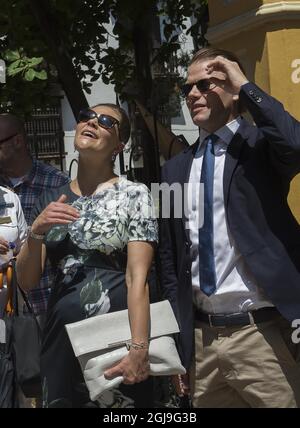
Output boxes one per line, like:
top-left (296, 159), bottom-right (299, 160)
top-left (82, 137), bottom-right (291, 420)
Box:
top-left (160, 47), bottom-right (300, 407)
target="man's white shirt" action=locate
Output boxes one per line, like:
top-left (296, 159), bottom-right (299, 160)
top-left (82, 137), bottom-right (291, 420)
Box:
top-left (188, 117), bottom-right (273, 314)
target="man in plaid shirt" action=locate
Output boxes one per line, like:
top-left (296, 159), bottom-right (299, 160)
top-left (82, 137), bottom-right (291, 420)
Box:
top-left (0, 113), bottom-right (70, 317)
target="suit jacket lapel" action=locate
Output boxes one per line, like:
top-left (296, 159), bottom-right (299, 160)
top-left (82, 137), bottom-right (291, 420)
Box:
top-left (179, 140), bottom-right (199, 240)
top-left (223, 119), bottom-right (251, 209)
top-left (178, 140), bottom-right (198, 184)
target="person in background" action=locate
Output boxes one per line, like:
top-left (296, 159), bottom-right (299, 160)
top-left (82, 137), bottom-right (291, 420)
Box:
top-left (16, 103), bottom-right (158, 408)
top-left (160, 47), bottom-right (300, 408)
top-left (0, 114), bottom-right (69, 319)
top-left (0, 185), bottom-right (27, 316)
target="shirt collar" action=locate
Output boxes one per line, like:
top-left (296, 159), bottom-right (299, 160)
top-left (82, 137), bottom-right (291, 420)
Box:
top-left (26, 158), bottom-right (38, 184)
top-left (1, 158), bottom-right (36, 189)
top-left (199, 116), bottom-right (242, 148)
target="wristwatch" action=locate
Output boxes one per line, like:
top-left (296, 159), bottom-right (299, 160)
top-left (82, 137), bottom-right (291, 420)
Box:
top-left (27, 226), bottom-right (45, 240)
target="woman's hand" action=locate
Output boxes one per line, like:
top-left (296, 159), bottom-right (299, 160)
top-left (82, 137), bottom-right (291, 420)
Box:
top-left (104, 240), bottom-right (154, 386)
top-left (31, 194), bottom-right (80, 235)
top-left (104, 348), bottom-right (150, 384)
top-left (0, 237), bottom-right (9, 254)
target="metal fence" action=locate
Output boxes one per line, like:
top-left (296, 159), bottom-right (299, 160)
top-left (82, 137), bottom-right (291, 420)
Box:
top-left (24, 107), bottom-right (65, 171)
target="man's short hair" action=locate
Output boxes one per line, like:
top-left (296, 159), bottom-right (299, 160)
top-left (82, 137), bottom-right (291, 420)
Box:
top-left (190, 47), bottom-right (246, 74)
top-left (189, 47), bottom-right (247, 113)
top-left (91, 103), bottom-right (131, 144)
top-left (0, 113), bottom-right (26, 138)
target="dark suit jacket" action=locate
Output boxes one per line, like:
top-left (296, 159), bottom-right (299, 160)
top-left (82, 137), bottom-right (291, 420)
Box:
top-left (160, 82), bottom-right (300, 369)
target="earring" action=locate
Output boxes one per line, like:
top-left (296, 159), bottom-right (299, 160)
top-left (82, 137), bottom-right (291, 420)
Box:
top-left (112, 152), bottom-right (117, 162)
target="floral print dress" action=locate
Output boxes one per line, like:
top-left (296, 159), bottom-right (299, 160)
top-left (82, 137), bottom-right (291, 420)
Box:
top-left (32, 177), bottom-right (158, 408)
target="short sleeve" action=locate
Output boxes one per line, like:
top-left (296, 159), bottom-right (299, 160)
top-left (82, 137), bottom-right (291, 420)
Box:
top-left (127, 184), bottom-right (158, 243)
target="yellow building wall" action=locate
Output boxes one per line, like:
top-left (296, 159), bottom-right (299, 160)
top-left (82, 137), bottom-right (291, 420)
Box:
top-left (207, 0), bottom-right (300, 222)
top-left (208, 0), bottom-right (294, 25)
top-left (209, 0), bottom-right (263, 26)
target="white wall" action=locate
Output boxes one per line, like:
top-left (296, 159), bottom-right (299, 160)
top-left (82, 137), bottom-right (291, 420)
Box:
top-left (167, 17), bottom-right (199, 145)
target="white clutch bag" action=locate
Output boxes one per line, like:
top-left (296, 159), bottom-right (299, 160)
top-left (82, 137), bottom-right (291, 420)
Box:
top-left (65, 300), bottom-right (186, 401)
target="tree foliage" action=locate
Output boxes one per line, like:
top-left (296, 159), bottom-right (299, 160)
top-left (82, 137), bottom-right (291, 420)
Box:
top-left (0, 0), bottom-right (208, 117)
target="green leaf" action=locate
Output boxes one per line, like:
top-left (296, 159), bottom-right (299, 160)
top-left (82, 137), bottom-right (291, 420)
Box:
top-left (86, 87), bottom-right (91, 95)
top-left (7, 66), bottom-right (25, 77)
top-left (4, 50), bottom-right (20, 61)
top-left (28, 57), bottom-right (43, 67)
top-left (24, 68), bottom-right (36, 81)
top-left (90, 74), bottom-right (99, 82)
top-left (7, 60), bottom-right (21, 70)
top-left (34, 70), bottom-right (47, 80)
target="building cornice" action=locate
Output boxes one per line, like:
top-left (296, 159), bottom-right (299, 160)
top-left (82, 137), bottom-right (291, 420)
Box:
top-left (207, 1), bottom-right (300, 44)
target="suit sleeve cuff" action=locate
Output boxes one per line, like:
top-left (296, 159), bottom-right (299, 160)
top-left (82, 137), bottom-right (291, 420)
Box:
top-left (239, 82), bottom-right (267, 106)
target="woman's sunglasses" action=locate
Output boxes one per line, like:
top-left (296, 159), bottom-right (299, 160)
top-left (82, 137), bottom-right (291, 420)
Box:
top-left (78, 109), bottom-right (120, 130)
top-left (181, 79), bottom-right (217, 98)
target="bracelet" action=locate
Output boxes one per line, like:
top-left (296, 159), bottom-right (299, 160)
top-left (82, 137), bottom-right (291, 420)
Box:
top-left (27, 226), bottom-right (45, 241)
top-left (126, 340), bottom-right (149, 351)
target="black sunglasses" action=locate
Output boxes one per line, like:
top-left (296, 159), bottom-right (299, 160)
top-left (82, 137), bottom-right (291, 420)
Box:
top-left (0, 133), bottom-right (18, 144)
top-left (78, 109), bottom-right (120, 130)
top-left (181, 79), bottom-right (216, 98)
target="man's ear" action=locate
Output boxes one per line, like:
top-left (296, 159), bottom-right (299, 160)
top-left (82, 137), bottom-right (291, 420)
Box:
top-left (11, 134), bottom-right (20, 149)
top-left (14, 134), bottom-right (26, 148)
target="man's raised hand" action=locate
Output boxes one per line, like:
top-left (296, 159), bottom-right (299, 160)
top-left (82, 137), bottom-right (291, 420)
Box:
top-left (206, 55), bottom-right (249, 96)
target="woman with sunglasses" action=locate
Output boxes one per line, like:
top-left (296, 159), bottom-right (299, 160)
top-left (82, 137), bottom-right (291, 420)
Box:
top-left (16, 103), bottom-right (158, 408)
